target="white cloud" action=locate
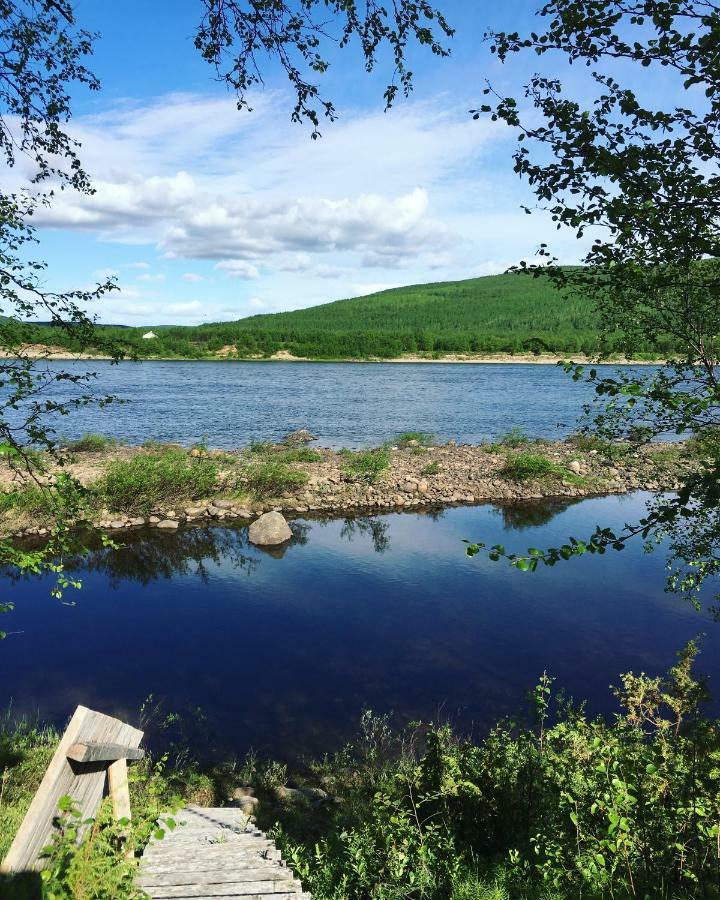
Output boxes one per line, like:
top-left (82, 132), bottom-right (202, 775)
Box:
top-left (125, 261), bottom-right (151, 270)
top-left (138, 272), bottom-right (167, 282)
top-left (182, 272), bottom-right (203, 282)
top-left (248, 297), bottom-right (267, 310)
top-left (215, 260), bottom-right (260, 280)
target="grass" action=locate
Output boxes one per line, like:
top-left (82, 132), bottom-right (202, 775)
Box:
top-left (421, 461), bottom-right (441, 476)
top-left (62, 433), bottom-right (122, 453)
top-left (100, 448), bottom-right (219, 515)
top-left (391, 432), bottom-right (435, 448)
top-left (340, 448), bottom-right (390, 482)
top-left (276, 447), bottom-right (322, 464)
top-left (239, 459), bottom-right (309, 498)
top-left (500, 452), bottom-right (565, 482)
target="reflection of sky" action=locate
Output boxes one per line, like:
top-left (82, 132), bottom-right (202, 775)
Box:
top-left (1, 493), bottom-right (716, 762)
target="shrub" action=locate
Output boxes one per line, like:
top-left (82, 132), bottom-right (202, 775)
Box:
top-left (277, 644), bottom-right (720, 900)
top-left (63, 433), bottom-right (121, 453)
top-left (249, 439), bottom-right (274, 454)
top-left (277, 448), bottom-right (322, 464)
top-left (240, 459), bottom-right (308, 498)
top-left (340, 449), bottom-right (389, 482)
top-left (392, 431), bottom-right (435, 448)
top-left (500, 453), bottom-right (563, 481)
top-left (498, 426), bottom-right (530, 448)
top-left (101, 449), bottom-right (218, 514)
top-left (421, 461), bottom-right (441, 476)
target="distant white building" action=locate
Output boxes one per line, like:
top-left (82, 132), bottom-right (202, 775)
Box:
top-left (142, 331), bottom-right (157, 340)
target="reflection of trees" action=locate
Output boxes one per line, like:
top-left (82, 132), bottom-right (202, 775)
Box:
top-left (63, 526), bottom-right (258, 587)
top-left (340, 517), bottom-right (390, 553)
top-left (493, 497), bottom-right (584, 531)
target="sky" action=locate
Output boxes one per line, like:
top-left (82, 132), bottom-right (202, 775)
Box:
top-left (18, 1), bottom-right (613, 326)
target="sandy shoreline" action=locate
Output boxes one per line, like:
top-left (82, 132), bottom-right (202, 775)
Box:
top-left (0, 346), bottom-right (660, 365)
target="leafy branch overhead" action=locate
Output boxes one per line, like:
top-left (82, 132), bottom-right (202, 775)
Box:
top-left (195, 0), bottom-right (454, 136)
top-left (472, 1), bottom-right (720, 605)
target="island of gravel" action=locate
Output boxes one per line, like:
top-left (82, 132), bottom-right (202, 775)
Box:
top-left (0, 429), bottom-right (699, 541)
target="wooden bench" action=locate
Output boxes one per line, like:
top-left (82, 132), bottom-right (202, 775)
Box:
top-left (1, 705), bottom-right (144, 874)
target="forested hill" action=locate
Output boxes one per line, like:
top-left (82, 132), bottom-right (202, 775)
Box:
top-left (35, 273), bottom-right (668, 359)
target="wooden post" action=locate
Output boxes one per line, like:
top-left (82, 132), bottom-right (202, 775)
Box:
top-left (107, 757), bottom-right (133, 858)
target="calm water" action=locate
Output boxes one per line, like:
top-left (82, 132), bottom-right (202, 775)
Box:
top-left (30, 360), bottom-right (653, 447)
top-left (1, 493), bottom-right (716, 760)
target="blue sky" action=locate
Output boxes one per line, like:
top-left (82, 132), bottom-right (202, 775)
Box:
top-left (23, 1), bottom-right (601, 325)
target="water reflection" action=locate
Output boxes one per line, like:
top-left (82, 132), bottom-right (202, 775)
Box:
top-left (2, 493), bottom-right (717, 761)
top-left (492, 497), bottom-right (584, 530)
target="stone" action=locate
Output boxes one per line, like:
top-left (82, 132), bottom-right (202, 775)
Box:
top-left (185, 506), bottom-right (204, 518)
top-left (213, 499), bottom-right (234, 510)
top-left (128, 516), bottom-right (146, 526)
top-left (233, 507), bottom-right (253, 518)
top-left (300, 786), bottom-right (328, 803)
top-left (156, 519), bottom-right (179, 529)
top-left (283, 428), bottom-right (316, 444)
top-left (109, 520), bottom-right (125, 529)
top-left (248, 511), bottom-right (292, 546)
top-left (275, 785), bottom-right (305, 803)
top-left (417, 480), bottom-right (429, 494)
top-left (402, 481), bottom-right (417, 493)
top-left (568, 460), bottom-right (582, 475)
top-left (148, 515), bottom-right (160, 524)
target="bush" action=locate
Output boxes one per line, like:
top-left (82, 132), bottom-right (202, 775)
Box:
top-left (498, 427), bottom-right (530, 448)
top-left (500, 453), bottom-right (563, 481)
top-left (63, 433), bottom-right (121, 453)
top-left (392, 431), bottom-right (435, 448)
top-left (276, 643), bottom-right (720, 900)
top-left (240, 459), bottom-right (308, 498)
top-left (277, 448), bottom-right (322, 464)
top-left (101, 449), bottom-right (218, 514)
top-left (340, 449), bottom-right (389, 482)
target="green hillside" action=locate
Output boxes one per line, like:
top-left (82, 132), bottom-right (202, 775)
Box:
top-left (35, 273), bottom-right (668, 359)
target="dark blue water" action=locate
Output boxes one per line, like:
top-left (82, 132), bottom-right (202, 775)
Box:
top-left (1, 492), bottom-right (716, 760)
top-left (31, 360), bottom-right (653, 448)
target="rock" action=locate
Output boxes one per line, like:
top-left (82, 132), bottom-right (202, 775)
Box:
top-left (283, 428), bottom-right (316, 445)
top-left (185, 506), bottom-right (204, 518)
top-left (109, 520), bottom-right (125, 529)
top-left (213, 499), bottom-right (234, 510)
top-left (229, 786), bottom-right (260, 815)
top-left (233, 507), bottom-right (253, 518)
top-left (156, 519), bottom-right (179, 530)
top-left (275, 785), bottom-right (303, 803)
top-left (417, 480), bottom-right (429, 494)
top-left (402, 481), bottom-right (417, 493)
top-left (300, 787), bottom-right (328, 803)
top-left (128, 516), bottom-right (146, 526)
top-left (148, 515), bottom-right (161, 524)
top-left (248, 511), bottom-right (292, 546)
top-left (190, 447), bottom-right (201, 458)
top-left (568, 460), bottom-right (582, 475)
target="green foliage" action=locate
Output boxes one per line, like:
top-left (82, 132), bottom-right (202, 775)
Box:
top-left (239, 458), bottom-right (309, 499)
top-left (276, 447), bottom-right (323, 464)
top-left (393, 432), bottom-right (435, 448)
top-left (498, 427), bottom-right (530, 449)
top-left (36, 272), bottom-right (655, 360)
top-left (101, 449), bottom-right (219, 515)
top-left (421, 461), bottom-right (441, 476)
top-left (500, 453), bottom-right (563, 482)
top-left (340, 449), bottom-right (390, 482)
top-left (274, 644), bottom-right (720, 900)
top-left (62, 434), bottom-right (122, 454)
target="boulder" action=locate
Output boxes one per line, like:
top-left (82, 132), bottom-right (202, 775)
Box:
top-left (248, 511), bottom-right (292, 546)
top-left (283, 428), bottom-right (316, 445)
top-left (568, 460), bottom-right (582, 475)
top-left (156, 519), bottom-right (179, 530)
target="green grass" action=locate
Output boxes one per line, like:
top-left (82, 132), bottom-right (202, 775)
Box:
top-left (500, 452), bottom-right (565, 482)
top-left (276, 447), bottom-right (322, 463)
top-left (100, 449), bottom-right (219, 514)
top-left (421, 461), bottom-right (441, 476)
top-left (239, 459), bottom-right (309, 498)
top-left (0, 485), bottom-right (56, 518)
top-left (340, 448), bottom-right (390, 482)
top-left (392, 431), bottom-right (435, 448)
top-left (62, 433), bottom-right (122, 453)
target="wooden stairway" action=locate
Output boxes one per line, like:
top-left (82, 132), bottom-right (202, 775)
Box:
top-left (137, 806), bottom-right (310, 899)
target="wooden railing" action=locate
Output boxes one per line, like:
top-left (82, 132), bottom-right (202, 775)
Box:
top-left (1, 705), bottom-right (144, 874)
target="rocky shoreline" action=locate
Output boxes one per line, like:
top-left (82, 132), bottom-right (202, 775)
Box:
top-left (2, 433), bottom-right (697, 543)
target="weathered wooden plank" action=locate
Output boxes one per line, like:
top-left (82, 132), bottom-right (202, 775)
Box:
top-left (67, 741), bottom-right (144, 763)
top-left (144, 888), bottom-right (304, 899)
top-left (139, 869), bottom-right (291, 886)
top-left (0, 706), bottom-right (143, 873)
